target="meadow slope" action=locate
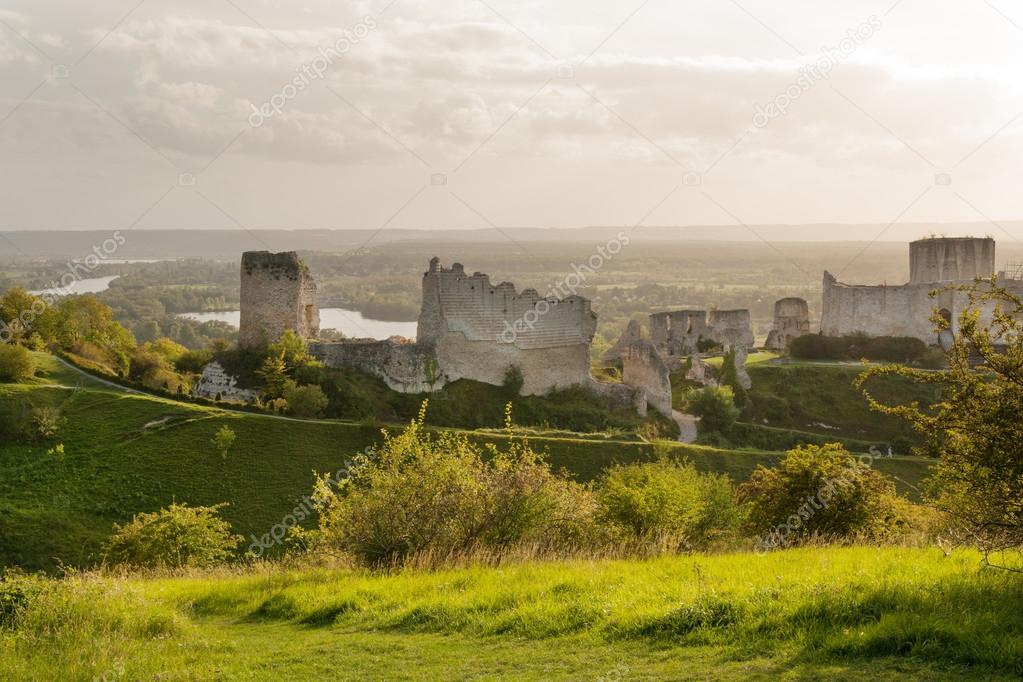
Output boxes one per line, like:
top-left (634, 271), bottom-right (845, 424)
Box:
top-left (2, 546), bottom-right (1021, 680)
top-left (0, 355), bottom-right (933, 571)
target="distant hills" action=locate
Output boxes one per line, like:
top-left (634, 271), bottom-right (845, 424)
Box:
top-left (1, 222), bottom-right (1019, 260)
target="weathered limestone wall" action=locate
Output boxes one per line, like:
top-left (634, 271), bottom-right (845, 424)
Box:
top-left (909, 237), bottom-right (994, 284)
top-left (621, 340), bottom-right (672, 418)
top-left (820, 237), bottom-right (1019, 343)
top-left (820, 270), bottom-right (974, 341)
top-left (239, 251), bottom-right (319, 348)
top-left (602, 319), bottom-right (642, 364)
top-left (650, 308), bottom-right (754, 355)
top-left (309, 339), bottom-right (442, 394)
top-left (765, 297), bottom-right (810, 350)
top-left (418, 258), bottom-right (597, 395)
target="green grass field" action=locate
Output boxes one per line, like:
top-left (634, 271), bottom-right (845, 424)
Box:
top-left (0, 354), bottom-right (934, 571)
top-left (3, 546), bottom-right (1021, 680)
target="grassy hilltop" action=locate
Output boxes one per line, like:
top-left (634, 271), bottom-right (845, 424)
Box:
top-left (0, 354), bottom-right (933, 571)
top-left (2, 546), bottom-right (1021, 680)
top-left (0, 355), bottom-right (933, 572)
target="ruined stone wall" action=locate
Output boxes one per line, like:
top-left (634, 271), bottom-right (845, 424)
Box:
top-left (239, 251), bottom-right (319, 348)
top-left (309, 339), bottom-right (442, 394)
top-left (650, 308), bottom-right (753, 355)
top-left (823, 270), bottom-right (1023, 343)
top-left (621, 340), bottom-right (672, 418)
top-left (821, 271), bottom-right (965, 341)
top-left (909, 237), bottom-right (995, 284)
top-left (765, 297), bottom-right (810, 350)
top-left (418, 258), bottom-right (596, 395)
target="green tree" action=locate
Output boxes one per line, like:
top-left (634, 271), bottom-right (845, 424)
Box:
top-left (103, 503), bottom-right (242, 568)
top-left (597, 459), bottom-right (738, 548)
top-left (283, 383), bottom-right (328, 418)
top-left (0, 344), bottom-right (35, 383)
top-left (737, 443), bottom-right (910, 548)
top-left (256, 350), bottom-right (289, 399)
top-left (685, 386), bottom-right (739, 436)
top-left (211, 425), bottom-right (236, 460)
top-left (857, 281), bottom-right (1023, 554)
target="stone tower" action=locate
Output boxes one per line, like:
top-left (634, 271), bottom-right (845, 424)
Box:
top-left (238, 251), bottom-right (319, 348)
top-left (909, 237), bottom-right (995, 284)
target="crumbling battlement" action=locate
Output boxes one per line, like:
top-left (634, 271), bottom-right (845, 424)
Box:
top-left (649, 308), bottom-right (754, 356)
top-left (418, 258), bottom-right (596, 349)
top-left (239, 251), bottom-right (319, 348)
top-left (418, 258), bottom-right (597, 396)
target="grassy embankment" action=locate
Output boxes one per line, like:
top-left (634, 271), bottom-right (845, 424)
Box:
top-left (1, 354), bottom-right (932, 571)
top-left (2, 546), bottom-right (1021, 680)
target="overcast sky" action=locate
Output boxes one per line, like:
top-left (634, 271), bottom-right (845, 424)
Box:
top-left (1, 0), bottom-right (1022, 236)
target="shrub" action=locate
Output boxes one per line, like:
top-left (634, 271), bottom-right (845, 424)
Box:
top-left (859, 282), bottom-right (1023, 554)
top-left (284, 383), bottom-right (328, 418)
top-left (737, 443), bottom-right (911, 549)
top-left (0, 570), bottom-right (43, 628)
top-left (211, 425), bottom-right (236, 460)
top-left (0, 343), bottom-right (35, 383)
top-left (30, 406), bottom-right (63, 440)
top-left (790, 334), bottom-right (928, 363)
top-left (685, 386), bottom-right (739, 436)
top-left (313, 402), bottom-right (596, 565)
top-left (174, 348), bottom-right (214, 374)
top-left (103, 503), bottom-right (242, 568)
top-left (597, 460), bottom-right (738, 549)
top-left (502, 365), bottom-right (524, 395)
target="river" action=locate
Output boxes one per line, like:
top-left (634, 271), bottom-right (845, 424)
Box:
top-left (178, 308), bottom-right (418, 341)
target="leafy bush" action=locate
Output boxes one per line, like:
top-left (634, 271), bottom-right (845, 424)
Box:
top-left (103, 503), bottom-right (242, 568)
top-left (0, 570), bottom-right (43, 628)
top-left (684, 386), bottom-right (739, 436)
top-left (790, 334), bottom-right (927, 362)
top-left (30, 406), bottom-right (63, 440)
top-left (859, 283), bottom-right (1023, 553)
top-left (284, 383), bottom-right (328, 418)
top-left (737, 443), bottom-right (911, 549)
top-left (0, 343), bottom-right (35, 383)
top-left (313, 402), bottom-right (596, 565)
top-left (174, 348), bottom-right (214, 374)
top-left (502, 365), bottom-right (524, 396)
top-left (596, 460), bottom-right (738, 549)
top-left (211, 425), bottom-right (236, 460)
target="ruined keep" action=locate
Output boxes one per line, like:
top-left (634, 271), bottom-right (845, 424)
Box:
top-left (415, 258), bottom-right (597, 395)
top-left (650, 309), bottom-right (754, 357)
top-left (238, 251), bottom-right (319, 348)
top-left (765, 297), bottom-right (810, 351)
top-left (821, 237), bottom-right (1022, 343)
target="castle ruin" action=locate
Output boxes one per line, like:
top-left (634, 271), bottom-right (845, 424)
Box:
top-left (821, 237), bottom-right (1022, 343)
top-left (239, 251), bottom-right (319, 348)
top-left (765, 298), bottom-right (810, 351)
top-left (236, 253), bottom-right (610, 400)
